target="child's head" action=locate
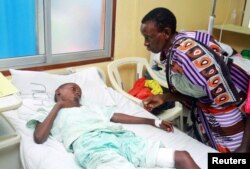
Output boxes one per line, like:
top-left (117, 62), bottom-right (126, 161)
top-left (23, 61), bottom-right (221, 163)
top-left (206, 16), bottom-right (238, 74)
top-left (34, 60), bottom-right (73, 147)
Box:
top-left (54, 83), bottom-right (82, 102)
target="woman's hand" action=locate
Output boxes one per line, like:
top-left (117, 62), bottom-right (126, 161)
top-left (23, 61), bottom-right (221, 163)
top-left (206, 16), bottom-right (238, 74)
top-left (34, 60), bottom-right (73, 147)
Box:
top-left (233, 114), bottom-right (250, 153)
top-left (143, 94), bottom-right (167, 111)
top-left (159, 120), bottom-right (174, 132)
top-left (234, 146), bottom-right (246, 153)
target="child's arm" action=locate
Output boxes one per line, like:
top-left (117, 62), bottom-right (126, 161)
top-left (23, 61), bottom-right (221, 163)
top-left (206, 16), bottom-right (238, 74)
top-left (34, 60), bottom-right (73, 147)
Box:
top-left (111, 113), bottom-right (173, 132)
top-left (34, 100), bottom-right (79, 144)
top-left (33, 103), bottom-right (63, 144)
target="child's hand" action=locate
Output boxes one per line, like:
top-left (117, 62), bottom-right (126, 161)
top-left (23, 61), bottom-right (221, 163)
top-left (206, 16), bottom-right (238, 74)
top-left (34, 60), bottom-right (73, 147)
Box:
top-left (160, 120), bottom-right (174, 132)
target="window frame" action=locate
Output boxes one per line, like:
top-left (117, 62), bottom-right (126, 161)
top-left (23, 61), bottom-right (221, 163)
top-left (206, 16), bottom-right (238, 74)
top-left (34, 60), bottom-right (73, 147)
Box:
top-left (1, 0), bottom-right (116, 75)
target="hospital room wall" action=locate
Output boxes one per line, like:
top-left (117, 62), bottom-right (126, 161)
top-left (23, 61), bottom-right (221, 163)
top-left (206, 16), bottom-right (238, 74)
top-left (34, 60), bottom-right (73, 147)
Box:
top-left (115, 0), bottom-right (213, 60)
top-left (212, 0), bottom-right (249, 52)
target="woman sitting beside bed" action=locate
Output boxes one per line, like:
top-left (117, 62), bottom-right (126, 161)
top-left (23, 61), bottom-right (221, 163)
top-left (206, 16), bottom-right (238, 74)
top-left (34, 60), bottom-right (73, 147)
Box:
top-left (26, 82), bottom-right (200, 169)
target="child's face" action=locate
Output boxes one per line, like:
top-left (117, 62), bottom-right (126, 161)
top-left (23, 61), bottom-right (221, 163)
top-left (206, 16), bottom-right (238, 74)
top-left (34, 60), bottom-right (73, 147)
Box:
top-left (56, 83), bottom-right (82, 102)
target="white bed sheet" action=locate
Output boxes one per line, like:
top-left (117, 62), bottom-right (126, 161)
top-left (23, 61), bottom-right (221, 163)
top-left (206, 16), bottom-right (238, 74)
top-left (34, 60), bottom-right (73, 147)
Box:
top-left (3, 87), bottom-right (217, 169)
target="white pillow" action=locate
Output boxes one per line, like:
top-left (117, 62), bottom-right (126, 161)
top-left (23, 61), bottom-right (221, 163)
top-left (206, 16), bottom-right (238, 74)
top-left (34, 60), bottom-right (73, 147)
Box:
top-left (10, 69), bottom-right (73, 96)
top-left (10, 67), bottom-right (115, 110)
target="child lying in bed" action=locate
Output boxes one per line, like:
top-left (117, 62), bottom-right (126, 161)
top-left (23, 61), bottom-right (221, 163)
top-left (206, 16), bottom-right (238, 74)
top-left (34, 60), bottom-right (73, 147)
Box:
top-left (27, 82), bottom-right (200, 169)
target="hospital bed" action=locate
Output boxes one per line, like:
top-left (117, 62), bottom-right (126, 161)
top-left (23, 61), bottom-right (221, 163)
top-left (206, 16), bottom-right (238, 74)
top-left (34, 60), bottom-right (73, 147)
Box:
top-left (2, 66), bottom-right (217, 169)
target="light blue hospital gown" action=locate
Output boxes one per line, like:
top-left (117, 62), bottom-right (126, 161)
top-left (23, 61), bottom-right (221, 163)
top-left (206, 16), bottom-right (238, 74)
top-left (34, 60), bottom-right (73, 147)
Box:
top-left (26, 102), bottom-right (162, 169)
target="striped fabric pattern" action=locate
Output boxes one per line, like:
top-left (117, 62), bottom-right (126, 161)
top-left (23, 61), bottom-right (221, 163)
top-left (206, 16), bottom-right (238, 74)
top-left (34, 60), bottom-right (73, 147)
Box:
top-left (165, 31), bottom-right (249, 152)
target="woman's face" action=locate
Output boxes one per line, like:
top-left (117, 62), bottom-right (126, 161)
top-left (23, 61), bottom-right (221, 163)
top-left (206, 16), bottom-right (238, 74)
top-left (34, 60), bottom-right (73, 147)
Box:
top-left (140, 21), bottom-right (169, 53)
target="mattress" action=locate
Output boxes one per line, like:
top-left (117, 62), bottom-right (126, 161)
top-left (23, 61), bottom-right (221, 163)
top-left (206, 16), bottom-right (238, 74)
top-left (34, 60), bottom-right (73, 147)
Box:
top-left (3, 87), bottom-right (217, 169)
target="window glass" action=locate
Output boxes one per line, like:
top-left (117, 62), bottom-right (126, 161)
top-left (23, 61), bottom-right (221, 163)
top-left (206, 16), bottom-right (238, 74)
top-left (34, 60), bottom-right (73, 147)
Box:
top-left (0, 0), bottom-right (113, 70)
top-left (51, 0), bottom-right (104, 54)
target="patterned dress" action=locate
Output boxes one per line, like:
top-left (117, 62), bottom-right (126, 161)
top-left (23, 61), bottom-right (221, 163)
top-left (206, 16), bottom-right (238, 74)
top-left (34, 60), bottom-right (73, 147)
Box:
top-left (163, 31), bottom-right (249, 152)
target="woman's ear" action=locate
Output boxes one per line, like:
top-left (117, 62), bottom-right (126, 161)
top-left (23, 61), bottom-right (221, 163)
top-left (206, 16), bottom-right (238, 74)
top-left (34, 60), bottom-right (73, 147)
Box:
top-left (163, 27), bottom-right (172, 39)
